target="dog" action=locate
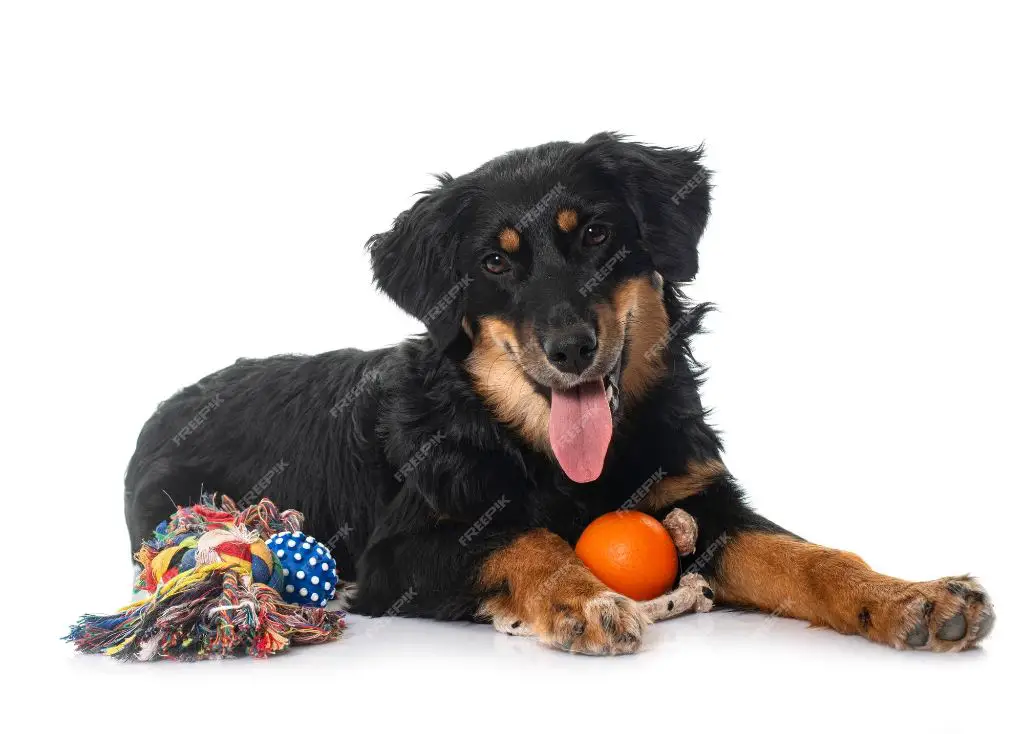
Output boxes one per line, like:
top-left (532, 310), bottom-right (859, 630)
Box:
top-left (124, 133), bottom-right (994, 654)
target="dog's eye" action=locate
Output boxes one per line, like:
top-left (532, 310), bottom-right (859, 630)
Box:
top-left (583, 224), bottom-right (610, 246)
top-left (482, 253), bottom-right (511, 274)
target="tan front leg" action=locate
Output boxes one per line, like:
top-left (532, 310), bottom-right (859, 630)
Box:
top-left (714, 531), bottom-right (995, 651)
top-left (477, 529), bottom-right (648, 655)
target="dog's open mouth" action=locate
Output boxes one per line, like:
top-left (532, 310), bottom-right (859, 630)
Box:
top-left (545, 357), bottom-right (622, 485)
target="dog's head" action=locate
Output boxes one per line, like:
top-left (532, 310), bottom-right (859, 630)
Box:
top-left (368, 133), bottom-right (711, 483)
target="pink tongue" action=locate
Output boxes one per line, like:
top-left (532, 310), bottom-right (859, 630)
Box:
top-left (548, 380), bottom-right (613, 484)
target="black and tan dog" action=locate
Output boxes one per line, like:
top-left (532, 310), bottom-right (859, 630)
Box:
top-left (125, 133), bottom-right (994, 654)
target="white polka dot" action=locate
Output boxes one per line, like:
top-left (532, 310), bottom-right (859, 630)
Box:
top-left (311, 593), bottom-right (319, 602)
top-left (292, 531), bottom-right (300, 537)
top-left (311, 576), bottom-right (319, 585)
top-left (324, 581), bottom-right (330, 590)
top-left (316, 547), bottom-right (324, 555)
top-left (296, 570), bottom-right (305, 580)
top-left (276, 550), bottom-right (284, 558)
top-left (294, 553), bottom-right (302, 561)
top-left (306, 536), bottom-right (314, 543)
top-left (322, 562), bottom-right (329, 571)
top-left (287, 540), bottom-right (296, 548)
top-left (309, 557), bottom-right (317, 566)
top-left (302, 543), bottom-right (311, 550)
top-left (275, 537), bottom-right (283, 545)
top-left (282, 568), bottom-right (289, 577)
top-left (285, 584), bottom-right (294, 593)
top-left (320, 599), bottom-right (327, 607)
top-left (299, 587), bottom-right (308, 597)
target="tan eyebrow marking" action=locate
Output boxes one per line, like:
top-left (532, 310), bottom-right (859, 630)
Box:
top-left (498, 227), bottom-right (520, 253)
top-left (556, 209), bottom-right (578, 233)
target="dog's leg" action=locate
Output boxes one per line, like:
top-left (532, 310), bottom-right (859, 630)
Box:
top-left (712, 528), bottom-right (995, 651)
top-left (487, 513), bottom-right (714, 632)
top-left (352, 488), bottom-right (645, 654)
top-left (646, 465), bottom-right (995, 650)
top-left (478, 529), bottom-right (648, 655)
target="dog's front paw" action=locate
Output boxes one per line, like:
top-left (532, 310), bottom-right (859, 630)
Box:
top-left (868, 575), bottom-right (994, 652)
top-left (479, 529), bottom-right (649, 655)
top-left (539, 589), bottom-right (648, 655)
top-left (483, 575), bottom-right (648, 654)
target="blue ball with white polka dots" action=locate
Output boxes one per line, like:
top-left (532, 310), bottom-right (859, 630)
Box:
top-left (268, 531), bottom-right (338, 607)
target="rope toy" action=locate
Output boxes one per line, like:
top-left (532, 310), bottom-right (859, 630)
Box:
top-left (640, 508), bottom-right (715, 622)
top-left (65, 495), bottom-right (346, 661)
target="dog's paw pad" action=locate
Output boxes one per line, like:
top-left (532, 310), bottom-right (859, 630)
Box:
top-left (886, 576), bottom-right (994, 652)
top-left (937, 613), bottom-right (967, 642)
top-left (905, 621), bottom-right (929, 647)
top-left (976, 612), bottom-right (996, 641)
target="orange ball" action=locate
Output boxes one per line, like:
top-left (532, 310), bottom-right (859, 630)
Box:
top-left (575, 511), bottom-right (679, 601)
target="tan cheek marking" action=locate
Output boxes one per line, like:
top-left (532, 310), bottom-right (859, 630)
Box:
top-left (612, 276), bottom-right (671, 405)
top-left (556, 209), bottom-right (578, 233)
top-left (480, 316), bottom-right (518, 349)
top-left (465, 316), bottom-right (551, 454)
top-left (498, 227), bottom-right (520, 253)
top-left (638, 459), bottom-right (728, 513)
top-left (592, 301), bottom-right (627, 371)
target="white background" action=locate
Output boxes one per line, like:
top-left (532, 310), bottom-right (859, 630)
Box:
top-left (2, 2), bottom-right (1021, 731)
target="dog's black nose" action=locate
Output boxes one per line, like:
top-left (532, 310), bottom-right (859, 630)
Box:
top-left (543, 327), bottom-right (598, 375)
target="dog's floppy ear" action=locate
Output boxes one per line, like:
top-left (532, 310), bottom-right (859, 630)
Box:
top-left (584, 132), bottom-right (712, 283)
top-left (367, 176), bottom-right (475, 349)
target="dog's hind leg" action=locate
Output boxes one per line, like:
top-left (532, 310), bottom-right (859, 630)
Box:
top-left (123, 458), bottom-right (214, 553)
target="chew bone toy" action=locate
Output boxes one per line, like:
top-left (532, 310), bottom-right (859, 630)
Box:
top-left (642, 508), bottom-right (715, 622)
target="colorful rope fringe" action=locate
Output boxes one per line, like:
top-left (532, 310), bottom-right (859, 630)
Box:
top-left (66, 495), bottom-right (345, 661)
